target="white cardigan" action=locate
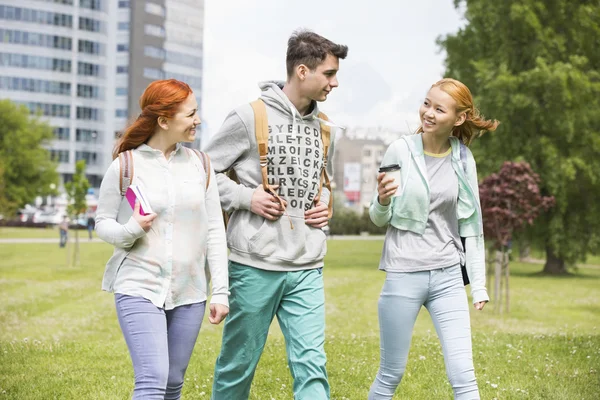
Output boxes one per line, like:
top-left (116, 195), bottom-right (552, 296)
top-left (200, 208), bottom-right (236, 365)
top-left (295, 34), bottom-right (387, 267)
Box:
top-left (96, 144), bottom-right (229, 309)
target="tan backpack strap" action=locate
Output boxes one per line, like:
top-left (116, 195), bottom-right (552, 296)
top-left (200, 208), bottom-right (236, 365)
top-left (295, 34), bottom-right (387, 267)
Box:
top-left (316, 112), bottom-right (333, 219)
top-left (250, 98), bottom-right (293, 229)
top-left (192, 148), bottom-right (211, 190)
top-left (250, 99), bottom-right (270, 191)
top-left (118, 150), bottom-right (134, 196)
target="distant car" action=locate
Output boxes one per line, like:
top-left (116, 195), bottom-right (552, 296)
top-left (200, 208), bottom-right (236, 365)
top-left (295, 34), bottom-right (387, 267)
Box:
top-left (33, 211), bottom-right (64, 225)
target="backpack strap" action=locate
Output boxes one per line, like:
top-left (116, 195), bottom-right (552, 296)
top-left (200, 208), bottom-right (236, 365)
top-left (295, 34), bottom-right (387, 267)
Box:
top-left (459, 141), bottom-right (468, 174)
top-left (316, 112), bottom-right (334, 219)
top-left (250, 99), bottom-right (293, 229)
top-left (191, 148), bottom-right (211, 190)
top-left (118, 150), bottom-right (134, 196)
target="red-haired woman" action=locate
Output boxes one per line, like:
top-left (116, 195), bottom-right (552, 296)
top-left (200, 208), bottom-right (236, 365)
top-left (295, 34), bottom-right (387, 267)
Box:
top-left (368, 78), bottom-right (498, 399)
top-left (95, 79), bottom-right (229, 399)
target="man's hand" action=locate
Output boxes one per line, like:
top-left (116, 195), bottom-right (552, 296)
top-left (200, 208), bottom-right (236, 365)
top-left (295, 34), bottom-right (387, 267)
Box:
top-left (305, 199), bottom-right (329, 228)
top-left (474, 301), bottom-right (487, 311)
top-left (209, 304), bottom-right (229, 325)
top-left (132, 201), bottom-right (157, 232)
top-left (251, 185), bottom-right (286, 220)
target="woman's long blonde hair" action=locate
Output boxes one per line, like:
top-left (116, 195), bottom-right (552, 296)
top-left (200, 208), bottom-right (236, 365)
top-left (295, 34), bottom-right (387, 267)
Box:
top-left (417, 78), bottom-right (499, 146)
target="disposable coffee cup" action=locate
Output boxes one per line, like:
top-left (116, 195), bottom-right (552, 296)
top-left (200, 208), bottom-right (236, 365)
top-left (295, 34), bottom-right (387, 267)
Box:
top-left (379, 164), bottom-right (402, 197)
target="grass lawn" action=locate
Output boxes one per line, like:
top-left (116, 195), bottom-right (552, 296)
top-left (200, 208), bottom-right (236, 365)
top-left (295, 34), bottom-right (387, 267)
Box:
top-left (0, 227), bottom-right (59, 239)
top-left (0, 240), bottom-right (599, 399)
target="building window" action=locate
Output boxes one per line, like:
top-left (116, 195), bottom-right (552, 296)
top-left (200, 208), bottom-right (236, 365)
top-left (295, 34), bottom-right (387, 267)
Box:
top-left (165, 72), bottom-right (201, 89)
top-left (0, 76), bottom-right (71, 95)
top-left (117, 21), bottom-right (129, 31)
top-left (51, 149), bottom-right (70, 163)
top-left (0, 6), bottom-right (73, 28)
top-left (0, 53), bottom-right (71, 72)
top-left (118, 1), bottom-right (130, 8)
top-left (17, 102), bottom-right (70, 118)
top-left (116, 87), bottom-right (127, 96)
top-left (117, 43), bottom-right (129, 52)
top-left (76, 151), bottom-right (98, 165)
top-left (76, 128), bottom-right (98, 143)
top-left (166, 50), bottom-right (201, 68)
top-left (145, 3), bottom-right (165, 17)
top-left (144, 24), bottom-right (165, 37)
top-left (80, 0), bottom-right (102, 11)
top-left (116, 65), bottom-right (128, 74)
top-left (0, 29), bottom-right (72, 50)
top-left (363, 149), bottom-right (371, 157)
top-left (77, 61), bottom-right (101, 77)
top-left (79, 16), bottom-right (103, 32)
top-left (77, 84), bottom-right (102, 99)
top-left (144, 46), bottom-right (165, 60)
top-left (53, 127), bottom-right (70, 140)
top-left (115, 109), bottom-right (128, 118)
top-left (76, 106), bottom-right (101, 121)
top-left (78, 39), bottom-right (104, 55)
top-left (143, 68), bottom-right (164, 80)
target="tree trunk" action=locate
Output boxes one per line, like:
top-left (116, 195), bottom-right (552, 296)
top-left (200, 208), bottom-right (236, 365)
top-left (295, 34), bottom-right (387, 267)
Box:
top-left (486, 247), bottom-right (494, 301)
top-left (543, 245), bottom-right (567, 274)
top-left (503, 251), bottom-right (510, 313)
top-left (494, 250), bottom-right (502, 309)
top-left (72, 229), bottom-right (80, 266)
top-left (519, 241), bottom-right (531, 261)
top-left (65, 230), bottom-right (70, 267)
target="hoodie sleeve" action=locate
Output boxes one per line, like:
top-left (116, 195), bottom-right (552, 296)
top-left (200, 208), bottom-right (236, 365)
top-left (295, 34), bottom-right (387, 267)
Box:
top-left (204, 110), bottom-right (255, 213)
top-left (464, 148), bottom-right (490, 304)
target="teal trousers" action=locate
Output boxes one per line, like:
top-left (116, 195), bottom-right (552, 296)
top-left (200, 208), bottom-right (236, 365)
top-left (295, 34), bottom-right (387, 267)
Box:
top-left (211, 261), bottom-right (329, 400)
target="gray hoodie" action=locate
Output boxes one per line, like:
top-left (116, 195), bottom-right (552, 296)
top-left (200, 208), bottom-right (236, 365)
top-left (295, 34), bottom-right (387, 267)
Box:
top-left (204, 81), bottom-right (336, 271)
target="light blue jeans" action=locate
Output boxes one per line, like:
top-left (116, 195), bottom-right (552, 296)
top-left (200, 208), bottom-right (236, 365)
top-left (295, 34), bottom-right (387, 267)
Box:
top-left (115, 294), bottom-right (206, 400)
top-left (368, 265), bottom-right (480, 400)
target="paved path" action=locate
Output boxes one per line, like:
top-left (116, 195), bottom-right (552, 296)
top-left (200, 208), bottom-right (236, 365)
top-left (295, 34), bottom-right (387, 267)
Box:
top-left (0, 238), bottom-right (103, 244)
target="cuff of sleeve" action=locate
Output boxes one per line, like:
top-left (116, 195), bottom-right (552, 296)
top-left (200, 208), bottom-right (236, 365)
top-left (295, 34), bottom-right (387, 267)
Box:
top-left (471, 289), bottom-right (490, 304)
top-left (125, 217), bottom-right (146, 238)
top-left (373, 198), bottom-right (391, 214)
top-left (238, 186), bottom-right (255, 210)
top-left (210, 294), bottom-right (229, 308)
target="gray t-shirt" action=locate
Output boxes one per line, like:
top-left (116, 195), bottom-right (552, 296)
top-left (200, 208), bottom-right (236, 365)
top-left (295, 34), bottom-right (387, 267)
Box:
top-left (379, 150), bottom-right (463, 272)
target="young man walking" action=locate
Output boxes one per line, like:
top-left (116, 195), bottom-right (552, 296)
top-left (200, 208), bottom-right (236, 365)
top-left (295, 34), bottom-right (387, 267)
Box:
top-left (205, 29), bottom-right (348, 400)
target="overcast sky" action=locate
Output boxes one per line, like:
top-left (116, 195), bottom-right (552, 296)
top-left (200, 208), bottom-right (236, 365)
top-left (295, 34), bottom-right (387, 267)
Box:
top-left (201, 0), bottom-right (465, 144)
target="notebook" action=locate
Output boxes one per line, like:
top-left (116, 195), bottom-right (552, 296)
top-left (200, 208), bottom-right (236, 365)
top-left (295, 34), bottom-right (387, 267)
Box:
top-left (116, 184), bottom-right (153, 224)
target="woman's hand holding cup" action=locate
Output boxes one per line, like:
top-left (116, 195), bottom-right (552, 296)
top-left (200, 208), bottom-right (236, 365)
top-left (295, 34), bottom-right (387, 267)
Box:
top-left (377, 164), bottom-right (401, 206)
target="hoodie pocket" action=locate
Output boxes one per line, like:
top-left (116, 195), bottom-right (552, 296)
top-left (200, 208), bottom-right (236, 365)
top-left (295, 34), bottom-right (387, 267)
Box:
top-left (247, 216), bottom-right (327, 263)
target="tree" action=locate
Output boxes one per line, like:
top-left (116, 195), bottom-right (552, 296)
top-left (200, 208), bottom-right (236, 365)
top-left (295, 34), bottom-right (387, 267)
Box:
top-left (0, 100), bottom-right (59, 216)
top-left (479, 161), bottom-right (554, 312)
top-left (438, 0), bottom-right (600, 273)
top-left (65, 160), bottom-right (90, 266)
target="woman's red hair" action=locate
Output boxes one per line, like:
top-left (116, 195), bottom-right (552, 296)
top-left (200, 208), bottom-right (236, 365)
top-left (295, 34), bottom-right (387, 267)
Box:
top-left (113, 79), bottom-right (192, 159)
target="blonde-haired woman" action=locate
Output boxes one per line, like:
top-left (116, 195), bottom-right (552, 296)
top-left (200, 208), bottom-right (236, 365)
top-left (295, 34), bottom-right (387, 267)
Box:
top-left (368, 78), bottom-right (498, 399)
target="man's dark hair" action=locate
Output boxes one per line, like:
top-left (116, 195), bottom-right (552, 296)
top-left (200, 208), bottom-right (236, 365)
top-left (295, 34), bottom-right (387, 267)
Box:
top-left (286, 29), bottom-right (348, 78)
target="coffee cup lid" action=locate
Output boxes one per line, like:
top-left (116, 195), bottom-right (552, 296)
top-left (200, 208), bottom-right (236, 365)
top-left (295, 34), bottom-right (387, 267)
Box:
top-left (379, 164), bottom-right (401, 173)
